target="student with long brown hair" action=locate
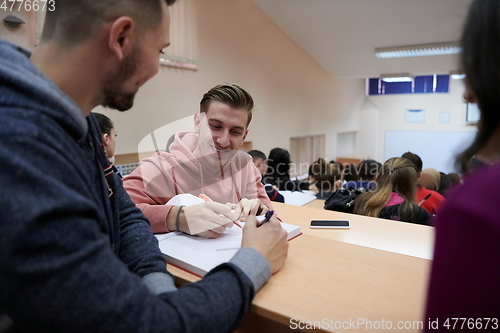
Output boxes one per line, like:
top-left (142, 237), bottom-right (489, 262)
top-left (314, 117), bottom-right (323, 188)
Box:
top-left (353, 157), bottom-right (429, 225)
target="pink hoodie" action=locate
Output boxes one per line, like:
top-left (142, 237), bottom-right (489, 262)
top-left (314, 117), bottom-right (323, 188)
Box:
top-left (123, 131), bottom-right (273, 233)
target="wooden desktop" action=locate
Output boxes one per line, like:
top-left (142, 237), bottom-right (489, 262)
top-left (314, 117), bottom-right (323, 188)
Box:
top-left (168, 202), bottom-right (434, 332)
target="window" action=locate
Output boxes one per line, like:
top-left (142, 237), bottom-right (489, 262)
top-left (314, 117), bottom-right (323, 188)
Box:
top-left (289, 135), bottom-right (325, 178)
top-left (466, 103), bottom-right (480, 125)
top-left (367, 75), bottom-right (449, 95)
top-left (160, 0), bottom-right (198, 70)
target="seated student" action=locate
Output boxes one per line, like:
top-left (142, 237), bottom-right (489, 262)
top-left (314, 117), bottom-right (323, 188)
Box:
top-left (308, 158), bottom-right (342, 200)
top-left (438, 172), bottom-right (451, 197)
top-left (93, 112), bottom-right (117, 161)
top-left (93, 112), bottom-right (122, 178)
top-left (343, 159), bottom-right (381, 191)
top-left (124, 83), bottom-right (273, 236)
top-left (248, 149), bottom-right (284, 203)
top-left (342, 163), bottom-right (359, 184)
top-left (401, 152), bottom-right (445, 215)
top-left (425, 0), bottom-right (500, 324)
top-left (265, 147), bottom-right (309, 191)
top-left (447, 172), bottom-right (461, 189)
top-left (353, 157), bottom-right (430, 225)
top-left (419, 168), bottom-right (440, 191)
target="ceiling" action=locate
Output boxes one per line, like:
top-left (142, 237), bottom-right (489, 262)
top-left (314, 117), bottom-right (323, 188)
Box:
top-left (250, 0), bottom-right (473, 79)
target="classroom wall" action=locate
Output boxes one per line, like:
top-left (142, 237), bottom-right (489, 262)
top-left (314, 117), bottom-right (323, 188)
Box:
top-left (2, 1), bottom-right (473, 167)
top-left (93, 0), bottom-right (365, 161)
top-left (366, 78), bottom-right (477, 165)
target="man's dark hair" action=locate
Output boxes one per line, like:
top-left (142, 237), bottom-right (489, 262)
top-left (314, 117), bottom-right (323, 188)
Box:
top-left (247, 150), bottom-right (266, 161)
top-left (41, 0), bottom-right (176, 46)
top-left (401, 152), bottom-right (423, 172)
top-left (358, 159), bottom-right (381, 181)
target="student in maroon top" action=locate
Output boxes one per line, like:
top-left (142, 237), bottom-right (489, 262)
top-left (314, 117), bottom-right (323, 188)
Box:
top-left (424, 0), bottom-right (500, 328)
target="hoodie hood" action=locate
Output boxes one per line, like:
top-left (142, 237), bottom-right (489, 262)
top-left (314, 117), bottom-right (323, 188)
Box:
top-left (169, 131), bottom-right (236, 178)
top-left (168, 131), bottom-right (203, 174)
top-left (0, 40), bottom-right (87, 140)
top-left (161, 131), bottom-right (242, 200)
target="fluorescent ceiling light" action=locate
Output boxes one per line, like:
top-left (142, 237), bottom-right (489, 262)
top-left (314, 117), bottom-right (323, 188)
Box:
top-left (450, 70), bottom-right (466, 80)
top-left (380, 73), bottom-right (413, 82)
top-left (375, 42), bottom-right (461, 59)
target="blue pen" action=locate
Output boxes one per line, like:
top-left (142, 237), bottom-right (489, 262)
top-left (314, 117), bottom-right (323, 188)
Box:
top-left (259, 210), bottom-right (274, 227)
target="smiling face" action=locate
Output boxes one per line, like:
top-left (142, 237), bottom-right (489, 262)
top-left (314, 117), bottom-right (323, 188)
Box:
top-left (101, 1), bottom-right (171, 111)
top-left (193, 101), bottom-right (249, 168)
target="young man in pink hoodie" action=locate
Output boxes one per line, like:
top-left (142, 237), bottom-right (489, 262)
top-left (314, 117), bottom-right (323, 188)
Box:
top-left (124, 83), bottom-right (274, 237)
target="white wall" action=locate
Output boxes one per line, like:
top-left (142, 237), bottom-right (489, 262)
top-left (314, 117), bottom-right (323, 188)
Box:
top-left (3, 1), bottom-right (473, 169)
top-left (93, 0), bottom-right (365, 161)
top-left (366, 78), bottom-right (477, 170)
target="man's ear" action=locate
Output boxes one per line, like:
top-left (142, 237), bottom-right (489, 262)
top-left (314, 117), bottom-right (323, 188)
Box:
top-left (108, 17), bottom-right (135, 61)
top-left (194, 113), bottom-right (201, 133)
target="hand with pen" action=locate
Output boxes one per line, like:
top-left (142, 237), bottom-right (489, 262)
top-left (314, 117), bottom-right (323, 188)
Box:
top-left (241, 212), bottom-right (288, 274)
top-left (171, 194), bottom-right (288, 273)
top-left (231, 198), bottom-right (269, 222)
top-left (169, 195), bottom-right (264, 238)
top-left (177, 202), bottom-right (236, 238)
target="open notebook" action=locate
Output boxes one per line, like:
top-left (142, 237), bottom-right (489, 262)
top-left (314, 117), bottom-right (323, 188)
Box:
top-left (279, 190), bottom-right (317, 206)
top-left (155, 194), bottom-right (301, 277)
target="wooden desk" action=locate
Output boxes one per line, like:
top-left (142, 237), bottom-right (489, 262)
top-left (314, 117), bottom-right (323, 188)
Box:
top-left (303, 199), bottom-right (326, 210)
top-left (168, 203), bottom-right (434, 332)
top-left (273, 202), bottom-right (434, 260)
top-left (169, 234), bottom-right (430, 333)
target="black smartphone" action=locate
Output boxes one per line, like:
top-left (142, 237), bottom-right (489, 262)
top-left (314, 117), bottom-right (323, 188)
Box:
top-left (310, 220), bottom-right (350, 229)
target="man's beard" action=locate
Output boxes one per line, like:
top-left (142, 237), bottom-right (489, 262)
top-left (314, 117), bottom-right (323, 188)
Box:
top-left (101, 47), bottom-right (139, 111)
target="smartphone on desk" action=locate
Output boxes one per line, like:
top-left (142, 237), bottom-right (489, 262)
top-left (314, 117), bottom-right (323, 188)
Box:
top-left (310, 220), bottom-right (350, 229)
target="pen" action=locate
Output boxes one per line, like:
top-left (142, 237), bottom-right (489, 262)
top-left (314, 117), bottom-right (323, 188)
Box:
top-left (258, 210), bottom-right (274, 227)
top-left (199, 193), bottom-right (242, 228)
top-left (418, 193), bottom-right (432, 206)
top-left (199, 193), bottom-right (212, 202)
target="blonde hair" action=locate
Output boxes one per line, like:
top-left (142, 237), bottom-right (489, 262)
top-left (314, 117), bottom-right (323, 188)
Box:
top-left (199, 83), bottom-right (254, 127)
top-left (354, 157), bottom-right (418, 218)
top-left (419, 168), bottom-right (440, 191)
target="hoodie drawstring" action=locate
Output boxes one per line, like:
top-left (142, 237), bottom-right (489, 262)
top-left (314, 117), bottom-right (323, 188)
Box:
top-left (230, 161), bottom-right (241, 202)
top-left (171, 167), bottom-right (179, 195)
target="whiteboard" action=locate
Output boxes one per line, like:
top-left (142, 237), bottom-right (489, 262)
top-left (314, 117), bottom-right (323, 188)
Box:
top-left (384, 131), bottom-right (477, 174)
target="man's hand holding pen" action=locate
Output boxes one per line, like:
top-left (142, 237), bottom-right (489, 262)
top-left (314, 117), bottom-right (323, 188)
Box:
top-left (241, 213), bottom-right (288, 274)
